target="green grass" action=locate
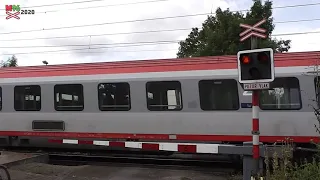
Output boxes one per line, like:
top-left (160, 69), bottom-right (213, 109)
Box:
top-left (246, 141), bottom-right (320, 180)
top-left (228, 139), bottom-right (320, 180)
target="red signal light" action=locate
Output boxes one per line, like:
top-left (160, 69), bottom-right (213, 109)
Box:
top-left (258, 52), bottom-right (269, 62)
top-left (241, 55), bottom-right (250, 64)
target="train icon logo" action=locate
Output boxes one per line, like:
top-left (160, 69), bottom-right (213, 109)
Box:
top-left (5, 5), bottom-right (20, 19)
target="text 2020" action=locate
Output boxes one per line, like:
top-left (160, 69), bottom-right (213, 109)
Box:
top-left (21, 10), bottom-right (35, 15)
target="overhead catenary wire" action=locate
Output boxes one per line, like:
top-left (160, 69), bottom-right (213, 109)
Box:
top-left (276, 18), bottom-right (320, 24)
top-left (0, 40), bottom-right (181, 48)
top-left (0, 0), bottom-right (167, 10)
top-left (1, 1), bottom-right (320, 17)
top-left (0, 28), bottom-right (194, 41)
top-left (1, 2), bottom-right (320, 56)
top-left (0, 42), bottom-right (181, 55)
top-left (1, 1), bottom-right (320, 35)
top-left (1, 18), bottom-right (320, 52)
top-left (40, 1), bottom-right (320, 14)
top-left (0, 13), bottom-right (209, 35)
top-left (2, 28), bottom-right (320, 55)
top-left (14, 49), bottom-right (178, 55)
top-left (1, 22), bottom-right (320, 42)
top-left (0, 29), bottom-right (320, 49)
top-left (0, 17), bottom-right (319, 42)
top-left (0, 0), bottom-right (173, 15)
top-left (42, 0), bottom-right (171, 13)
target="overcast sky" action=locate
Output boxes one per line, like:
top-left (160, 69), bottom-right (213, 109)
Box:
top-left (0, 0), bottom-right (319, 66)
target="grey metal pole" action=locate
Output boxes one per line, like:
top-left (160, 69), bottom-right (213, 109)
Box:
top-left (243, 142), bottom-right (263, 180)
top-left (251, 36), bottom-right (261, 180)
top-left (251, 36), bottom-right (257, 49)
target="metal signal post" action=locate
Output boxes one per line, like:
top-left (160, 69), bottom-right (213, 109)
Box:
top-left (250, 36), bottom-right (260, 178)
top-left (238, 18), bottom-right (275, 179)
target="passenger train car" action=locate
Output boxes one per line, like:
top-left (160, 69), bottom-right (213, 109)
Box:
top-left (0, 51), bottom-right (319, 153)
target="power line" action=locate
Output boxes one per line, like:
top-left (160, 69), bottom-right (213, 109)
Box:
top-left (1, 0), bottom-right (135, 10)
top-left (34, 0), bottom-right (172, 14)
top-left (1, 2), bottom-right (320, 35)
top-left (0, 42), bottom-right (181, 55)
top-left (1, 25), bottom-right (320, 44)
top-left (41, 1), bottom-right (320, 14)
top-left (0, 13), bottom-right (208, 35)
top-left (273, 2), bottom-right (320, 9)
top-left (16, 49), bottom-right (178, 55)
top-left (0, 28), bottom-right (193, 41)
top-left (1, 17), bottom-right (320, 36)
top-left (1, 48), bottom-right (172, 56)
top-left (0, 40), bottom-right (181, 48)
top-left (2, 29), bottom-right (320, 55)
top-left (273, 31), bottom-right (320, 36)
top-left (0, 0), bottom-right (172, 15)
top-left (74, 49), bottom-right (177, 53)
top-left (276, 18), bottom-right (320, 24)
top-left (0, 13), bottom-right (208, 34)
top-left (42, 1), bottom-right (320, 14)
top-left (2, 1), bottom-right (319, 17)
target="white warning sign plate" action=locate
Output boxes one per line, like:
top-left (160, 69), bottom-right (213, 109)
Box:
top-left (243, 83), bottom-right (270, 90)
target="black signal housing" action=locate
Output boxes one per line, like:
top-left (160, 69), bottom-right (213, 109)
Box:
top-left (237, 48), bottom-right (274, 83)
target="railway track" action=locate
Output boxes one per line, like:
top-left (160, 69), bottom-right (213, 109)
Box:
top-left (48, 153), bottom-right (240, 172)
top-left (1, 147), bottom-right (243, 173)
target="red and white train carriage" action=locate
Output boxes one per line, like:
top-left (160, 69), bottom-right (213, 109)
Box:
top-left (0, 50), bottom-right (319, 154)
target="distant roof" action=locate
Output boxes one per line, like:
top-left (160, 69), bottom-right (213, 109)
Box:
top-left (0, 50), bottom-right (319, 78)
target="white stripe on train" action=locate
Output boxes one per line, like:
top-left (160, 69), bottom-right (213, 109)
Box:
top-left (53, 139), bottom-right (236, 154)
top-left (0, 65), bottom-right (311, 84)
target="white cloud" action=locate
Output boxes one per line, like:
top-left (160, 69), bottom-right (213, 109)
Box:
top-left (0, 0), bottom-right (319, 67)
top-left (273, 26), bottom-right (320, 52)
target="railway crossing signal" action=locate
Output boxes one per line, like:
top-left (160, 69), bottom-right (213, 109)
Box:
top-left (238, 18), bottom-right (275, 180)
top-left (239, 19), bottom-right (267, 42)
top-left (237, 48), bottom-right (275, 88)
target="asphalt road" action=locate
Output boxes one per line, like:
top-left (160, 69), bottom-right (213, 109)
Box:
top-left (7, 162), bottom-right (242, 180)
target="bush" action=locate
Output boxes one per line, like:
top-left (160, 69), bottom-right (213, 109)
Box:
top-left (228, 140), bottom-right (320, 180)
top-left (264, 140), bottom-right (320, 180)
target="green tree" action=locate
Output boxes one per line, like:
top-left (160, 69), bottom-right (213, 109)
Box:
top-left (177, 0), bottom-right (291, 58)
top-left (1, 55), bottom-right (18, 67)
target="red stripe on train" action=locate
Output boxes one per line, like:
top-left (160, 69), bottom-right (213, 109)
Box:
top-left (0, 131), bottom-right (318, 143)
top-left (0, 59), bottom-right (314, 79)
top-left (78, 140), bottom-right (93, 145)
top-left (48, 139), bottom-right (63, 143)
top-left (109, 142), bottom-right (125, 147)
top-left (178, 144), bottom-right (197, 153)
top-left (0, 51), bottom-right (319, 79)
top-left (142, 143), bottom-right (159, 151)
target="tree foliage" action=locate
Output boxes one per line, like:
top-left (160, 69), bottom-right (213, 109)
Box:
top-left (1, 55), bottom-right (18, 67)
top-left (177, 0), bottom-right (291, 58)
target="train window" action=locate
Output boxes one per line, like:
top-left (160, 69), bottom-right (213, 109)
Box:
top-left (14, 85), bottom-right (41, 111)
top-left (146, 81), bottom-right (182, 111)
top-left (199, 79), bottom-right (239, 110)
top-left (54, 84), bottom-right (84, 111)
top-left (0, 87), bottom-right (2, 111)
top-left (98, 83), bottom-right (131, 111)
top-left (315, 77), bottom-right (320, 108)
top-left (260, 77), bottom-right (301, 110)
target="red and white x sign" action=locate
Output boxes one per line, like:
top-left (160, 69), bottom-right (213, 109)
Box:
top-left (239, 19), bottom-right (266, 42)
top-left (6, 11), bottom-right (20, 20)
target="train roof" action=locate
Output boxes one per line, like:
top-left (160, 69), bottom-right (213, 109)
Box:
top-left (1, 51), bottom-right (320, 79)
